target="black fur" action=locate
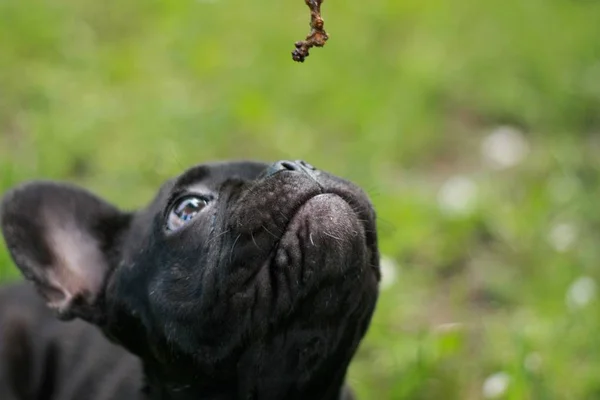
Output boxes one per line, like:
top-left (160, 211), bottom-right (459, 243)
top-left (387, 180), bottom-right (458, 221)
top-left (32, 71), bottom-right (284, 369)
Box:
top-left (0, 160), bottom-right (380, 400)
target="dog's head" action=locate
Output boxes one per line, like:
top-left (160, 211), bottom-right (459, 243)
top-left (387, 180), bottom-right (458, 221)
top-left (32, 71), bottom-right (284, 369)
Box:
top-left (1, 160), bottom-right (380, 396)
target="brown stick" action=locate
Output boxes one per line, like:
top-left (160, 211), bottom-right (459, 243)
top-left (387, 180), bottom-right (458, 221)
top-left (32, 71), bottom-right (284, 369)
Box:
top-left (292, 0), bottom-right (329, 63)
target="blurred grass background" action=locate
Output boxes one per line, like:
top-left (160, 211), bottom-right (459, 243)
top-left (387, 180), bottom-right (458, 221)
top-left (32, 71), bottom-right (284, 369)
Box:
top-left (1, 0), bottom-right (600, 398)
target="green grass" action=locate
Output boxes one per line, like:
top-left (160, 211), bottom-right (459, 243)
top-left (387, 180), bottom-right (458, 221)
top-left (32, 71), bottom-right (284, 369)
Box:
top-left (2, 0), bottom-right (600, 398)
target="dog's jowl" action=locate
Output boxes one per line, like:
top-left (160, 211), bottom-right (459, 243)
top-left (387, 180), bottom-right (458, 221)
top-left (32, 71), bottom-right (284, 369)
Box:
top-left (0, 160), bottom-right (381, 400)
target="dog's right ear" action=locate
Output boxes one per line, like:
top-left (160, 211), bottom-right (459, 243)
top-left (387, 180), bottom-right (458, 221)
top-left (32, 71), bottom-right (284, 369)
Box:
top-left (0, 181), bottom-right (131, 322)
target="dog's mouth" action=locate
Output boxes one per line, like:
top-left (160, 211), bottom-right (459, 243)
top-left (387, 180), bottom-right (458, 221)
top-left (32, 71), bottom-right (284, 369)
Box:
top-left (271, 190), bottom-right (375, 289)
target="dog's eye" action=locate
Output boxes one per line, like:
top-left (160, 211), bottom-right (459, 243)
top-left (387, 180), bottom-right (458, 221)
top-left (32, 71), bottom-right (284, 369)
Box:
top-left (167, 196), bottom-right (208, 231)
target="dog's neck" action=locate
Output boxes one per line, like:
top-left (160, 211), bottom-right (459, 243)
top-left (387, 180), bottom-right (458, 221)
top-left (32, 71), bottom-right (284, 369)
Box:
top-left (140, 361), bottom-right (232, 400)
top-left (142, 375), bottom-right (234, 400)
top-left (139, 359), bottom-right (352, 400)
top-left (142, 383), bottom-right (351, 400)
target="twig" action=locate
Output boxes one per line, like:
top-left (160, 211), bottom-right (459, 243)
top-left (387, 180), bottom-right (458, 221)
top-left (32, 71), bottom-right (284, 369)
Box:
top-left (292, 0), bottom-right (329, 63)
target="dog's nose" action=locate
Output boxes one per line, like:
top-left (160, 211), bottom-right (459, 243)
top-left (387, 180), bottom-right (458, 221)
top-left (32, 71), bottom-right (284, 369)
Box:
top-left (267, 161), bottom-right (300, 176)
top-left (264, 160), bottom-right (317, 178)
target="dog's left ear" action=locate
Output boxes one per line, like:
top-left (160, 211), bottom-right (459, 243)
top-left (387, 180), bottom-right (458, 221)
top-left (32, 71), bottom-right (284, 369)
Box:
top-left (0, 181), bottom-right (131, 322)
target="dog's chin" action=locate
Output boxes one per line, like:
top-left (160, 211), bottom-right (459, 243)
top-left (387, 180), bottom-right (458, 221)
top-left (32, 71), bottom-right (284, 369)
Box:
top-left (275, 193), bottom-right (369, 284)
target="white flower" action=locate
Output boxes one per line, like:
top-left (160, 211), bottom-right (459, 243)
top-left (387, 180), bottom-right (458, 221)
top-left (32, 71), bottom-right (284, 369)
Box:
top-left (481, 126), bottom-right (530, 169)
top-left (437, 176), bottom-right (478, 217)
top-left (566, 276), bottom-right (596, 310)
top-left (547, 223), bottom-right (578, 253)
top-left (482, 372), bottom-right (510, 399)
top-left (379, 255), bottom-right (398, 290)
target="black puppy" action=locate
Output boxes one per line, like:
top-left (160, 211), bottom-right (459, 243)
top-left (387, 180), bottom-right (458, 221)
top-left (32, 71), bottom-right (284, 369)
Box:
top-left (0, 160), bottom-right (380, 400)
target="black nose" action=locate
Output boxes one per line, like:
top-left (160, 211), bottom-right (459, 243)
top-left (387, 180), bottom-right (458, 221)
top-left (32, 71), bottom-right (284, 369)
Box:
top-left (264, 160), bottom-right (317, 178)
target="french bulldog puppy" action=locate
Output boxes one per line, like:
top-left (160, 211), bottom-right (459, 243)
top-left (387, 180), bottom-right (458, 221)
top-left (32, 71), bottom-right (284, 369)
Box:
top-left (0, 160), bottom-right (380, 400)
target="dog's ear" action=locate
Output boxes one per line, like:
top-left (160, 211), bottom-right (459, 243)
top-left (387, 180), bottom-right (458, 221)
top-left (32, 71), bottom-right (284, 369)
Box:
top-left (0, 181), bottom-right (131, 322)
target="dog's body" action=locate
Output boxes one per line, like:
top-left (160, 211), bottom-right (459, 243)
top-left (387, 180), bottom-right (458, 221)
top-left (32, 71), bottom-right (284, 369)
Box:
top-left (0, 283), bottom-right (142, 400)
top-left (0, 160), bottom-right (380, 400)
